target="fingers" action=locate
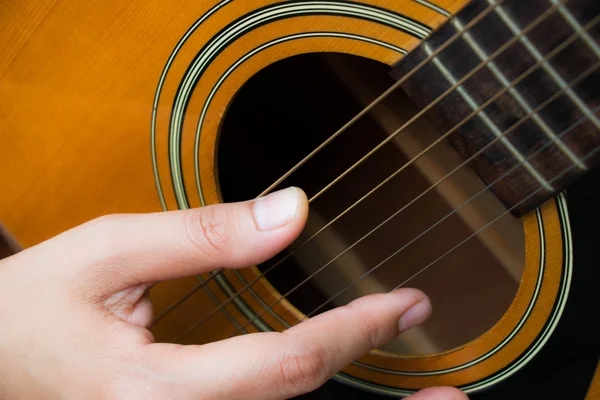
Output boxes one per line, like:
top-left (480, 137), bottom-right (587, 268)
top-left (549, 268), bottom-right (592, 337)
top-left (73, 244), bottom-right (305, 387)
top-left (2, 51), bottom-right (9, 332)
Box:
top-left (146, 288), bottom-right (433, 400)
top-left (46, 187), bottom-right (308, 292)
top-left (407, 387), bottom-right (469, 400)
top-left (127, 289), bottom-right (154, 329)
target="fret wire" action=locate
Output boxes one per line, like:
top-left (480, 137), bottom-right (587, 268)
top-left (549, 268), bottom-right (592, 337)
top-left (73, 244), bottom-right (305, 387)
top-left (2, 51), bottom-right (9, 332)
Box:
top-left (170, 15), bottom-right (597, 344)
top-left (307, 1), bottom-right (565, 203)
top-left (549, 0), bottom-right (600, 59)
top-left (160, 0), bottom-right (508, 308)
top-left (423, 43), bottom-right (553, 191)
top-left (449, 14), bottom-right (587, 171)
top-left (392, 143), bottom-right (600, 290)
top-left (307, 106), bottom-right (599, 320)
top-left (256, 1), bottom-right (504, 199)
top-left (307, 106), bottom-right (600, 317)
top-left (223, 61), bottom-right (600, 337)
top-left (490, 0), bottom-right (600, 135)
top-left (253, 107), bottom-right (600, 337)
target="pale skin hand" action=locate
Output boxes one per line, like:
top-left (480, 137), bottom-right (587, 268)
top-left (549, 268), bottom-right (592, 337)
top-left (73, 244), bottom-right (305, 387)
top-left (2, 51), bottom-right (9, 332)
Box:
top-left (0, 187), bottom-right (468, 400)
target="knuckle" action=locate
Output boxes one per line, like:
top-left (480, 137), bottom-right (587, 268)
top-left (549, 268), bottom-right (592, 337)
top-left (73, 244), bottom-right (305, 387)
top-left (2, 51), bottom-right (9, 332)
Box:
top-left (344, 297), bottom-right (386, 350)
top-left (183, 207), bottom-right (231, 259)
top-left (278, 340), bottom-right (331, 395)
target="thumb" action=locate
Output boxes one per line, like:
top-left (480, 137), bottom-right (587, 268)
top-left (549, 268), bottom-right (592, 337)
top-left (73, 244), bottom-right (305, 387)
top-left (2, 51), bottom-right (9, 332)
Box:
top-left (144, 288), bottom-right (444, 400)
top-left (45, 187), bottom-right (308, 292)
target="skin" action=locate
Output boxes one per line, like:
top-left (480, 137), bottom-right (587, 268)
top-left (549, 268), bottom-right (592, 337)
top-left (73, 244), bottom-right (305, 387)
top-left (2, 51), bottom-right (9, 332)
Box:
top-left (0, 187), bottom-right (468, 400)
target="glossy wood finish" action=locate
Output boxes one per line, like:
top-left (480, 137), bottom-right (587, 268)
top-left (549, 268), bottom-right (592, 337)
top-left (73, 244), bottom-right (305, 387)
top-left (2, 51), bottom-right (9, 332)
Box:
top-left (1, 0), bottom-right (598, 398)
top-left (142, 0), bottom-right (588, 395)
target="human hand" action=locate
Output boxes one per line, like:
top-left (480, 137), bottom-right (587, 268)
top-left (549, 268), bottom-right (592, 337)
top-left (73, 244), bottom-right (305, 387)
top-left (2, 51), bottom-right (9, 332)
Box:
top-left (0, 187), bottom-right (467, 400)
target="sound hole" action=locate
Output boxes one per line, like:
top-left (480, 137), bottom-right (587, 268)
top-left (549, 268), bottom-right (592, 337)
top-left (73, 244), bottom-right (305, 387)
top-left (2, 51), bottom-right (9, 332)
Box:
top-left (217, 53), bottom-right (525, 355)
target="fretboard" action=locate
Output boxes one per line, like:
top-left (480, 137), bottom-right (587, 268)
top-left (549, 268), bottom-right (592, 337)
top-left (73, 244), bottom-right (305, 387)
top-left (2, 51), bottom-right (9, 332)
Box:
top-left (391, 0), bottom-right (600, 217)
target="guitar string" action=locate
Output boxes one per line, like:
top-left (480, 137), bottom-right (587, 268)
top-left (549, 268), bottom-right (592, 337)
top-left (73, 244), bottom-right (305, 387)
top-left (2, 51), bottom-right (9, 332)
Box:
top-left (310, 119), bottom-right (600, 322)
top-left (152, 0), bottom-right (505, 323)
top-left (182, 67), bottom-right (599, 344)
top-left (286, 1), bottom-right (566, 204)
top-left (306, 105), bottom-right (600, 320)
top-left (231, 100), bottom-right (600, 337)
top-left (173, 2), bottom-right (585, 335)
top-left (219, 60), bottom-right (600, 338)
top-left (153, 0), bottom-right (564, 324)
top-left (255, 0), bottom-right (504, 199)
top-left (169, 13), bottom-right (597, 339)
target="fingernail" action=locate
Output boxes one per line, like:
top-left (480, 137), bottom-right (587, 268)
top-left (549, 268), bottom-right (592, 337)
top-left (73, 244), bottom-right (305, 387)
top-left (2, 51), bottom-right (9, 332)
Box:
top-left (253, 187), bottom-right (299, 231)
top-left (398, 300), bottom-right (432, 332)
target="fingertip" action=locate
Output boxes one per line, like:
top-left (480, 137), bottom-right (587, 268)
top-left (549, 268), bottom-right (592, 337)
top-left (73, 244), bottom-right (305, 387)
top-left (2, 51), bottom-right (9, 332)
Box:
top-left (392, 288), bottom-right (432, 333)
top-left (252, 187), bottom-right (309, 233)
top-left (293, 187), bottom-right (310, 234)
top-left (407, 386), bottom-right (469, 400)
top-left (295, 186), bottom-right (309, 221)
top-left (391, 287), bottom-right (430, 303)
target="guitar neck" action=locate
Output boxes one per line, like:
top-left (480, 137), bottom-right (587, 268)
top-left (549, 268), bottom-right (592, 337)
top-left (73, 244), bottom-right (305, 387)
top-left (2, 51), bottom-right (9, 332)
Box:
top-left (391, 0), bottom-right (600, 217)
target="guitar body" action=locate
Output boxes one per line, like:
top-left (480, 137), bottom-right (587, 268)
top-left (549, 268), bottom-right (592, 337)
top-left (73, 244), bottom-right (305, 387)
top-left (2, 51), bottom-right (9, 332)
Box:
top-left (1, 0), bottom-right (598, 398)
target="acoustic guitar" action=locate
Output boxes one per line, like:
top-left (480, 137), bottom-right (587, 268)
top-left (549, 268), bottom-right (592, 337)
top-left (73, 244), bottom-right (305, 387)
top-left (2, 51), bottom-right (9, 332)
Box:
top-left (1, 0), bottom-right (599, 398)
